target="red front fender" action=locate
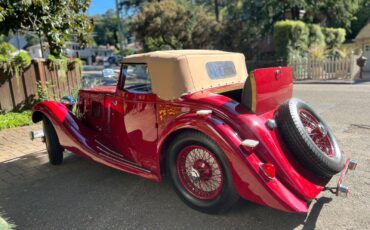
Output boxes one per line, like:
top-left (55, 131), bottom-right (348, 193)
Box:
top-left (32, 100), bottom-right (159, 181)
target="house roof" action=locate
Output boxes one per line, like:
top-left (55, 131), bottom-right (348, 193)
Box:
top-left (355, 21), bottom-right (370, 41)
top-left (123, 50), bottom-right (248, 100)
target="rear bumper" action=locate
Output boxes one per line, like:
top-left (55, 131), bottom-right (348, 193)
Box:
top-left (325, 158), bottom-right (357, 197)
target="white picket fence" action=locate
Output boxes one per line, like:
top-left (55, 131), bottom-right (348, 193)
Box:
top-left (290, 55), bottom-right (357, 80)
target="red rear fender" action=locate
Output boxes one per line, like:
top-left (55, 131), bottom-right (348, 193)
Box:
top-left (158, 113), bottom-right (308, 213)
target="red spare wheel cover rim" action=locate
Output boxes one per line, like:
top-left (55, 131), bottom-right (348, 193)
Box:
top-left (176, 145), bottom-right (224, 200)
top-left (299, 109), bottom-right (334, 157)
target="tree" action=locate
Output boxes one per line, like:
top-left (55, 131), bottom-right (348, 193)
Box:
top-left (304, 0), bottom-right (362, 31)
top-left (92, 10), bottom-right (120, 47)
top-left (0, 0), bottom-right (93, 57)
top-left (347, 0), bottom-right (370, 39)
top-left (194, 0), bottom-right (229, 22)
top-left (131, 0), bottom-right (219, 50)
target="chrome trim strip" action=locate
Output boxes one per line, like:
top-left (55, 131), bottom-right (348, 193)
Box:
top-left (95, 139), bottom-right (122, 156)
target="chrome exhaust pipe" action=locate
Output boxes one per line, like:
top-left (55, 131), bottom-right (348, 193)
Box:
top-left (29, 130), bottom-right (44, 141)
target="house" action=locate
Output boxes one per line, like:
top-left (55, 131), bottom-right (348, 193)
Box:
top-left (355, 22), bottom-right (370, 71)
top-left (27, 43), bottom-right (49, 59)
top-left (27, 42), bottom-right (116, 65)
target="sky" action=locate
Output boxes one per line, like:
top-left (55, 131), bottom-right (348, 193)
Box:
top-left (88, 0), bottom-right (115, 15)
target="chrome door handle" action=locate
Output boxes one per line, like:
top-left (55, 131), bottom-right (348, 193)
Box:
top-left (112, 100), bottom-right (118, 106)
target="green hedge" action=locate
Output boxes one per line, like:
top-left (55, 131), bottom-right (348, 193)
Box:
top-left (273, 20), bottom-right (346, 62)
top-left (308, 24), bottom-right (325, 48)
top-left (0, 42), bottom-right (32, 78)
top-left (322, 27), bottom-right (346, 56)
top-left (274, 20), bottom-right (309, 63)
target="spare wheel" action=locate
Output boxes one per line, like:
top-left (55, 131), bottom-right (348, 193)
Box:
top-left (275, 98), bottom-right (345, 177)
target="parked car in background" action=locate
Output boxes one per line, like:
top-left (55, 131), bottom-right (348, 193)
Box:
top-left (106, 55), bottom-right (122, 66)
top-left (102, 68), bottom-right (116, 78)
top-left (31, 50), bottom-right (356, 214)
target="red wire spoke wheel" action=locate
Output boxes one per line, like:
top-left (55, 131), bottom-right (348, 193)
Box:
top-left (176, 145), bottom-right (224, 200)
top-left (276, 98), bottom-right (345, 177)
top-left (166, 131), bottom-right (239, 213)
top-left (299, 109), bottom-right (334, 157)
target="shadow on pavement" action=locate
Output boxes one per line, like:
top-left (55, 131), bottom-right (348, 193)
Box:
top-left (0, 151), bottom-right (329, 230)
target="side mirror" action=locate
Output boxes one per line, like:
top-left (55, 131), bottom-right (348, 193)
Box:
top-left (60, 96), bottom-right (76, 111)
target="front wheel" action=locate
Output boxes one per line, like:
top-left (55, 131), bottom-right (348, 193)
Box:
top-left (166, 131), bottom-right (239, 214)
top-left (43, 116), bottom-right (64, 165)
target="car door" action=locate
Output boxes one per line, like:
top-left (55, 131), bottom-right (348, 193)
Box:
top-left (104, 63), bottom-right (158, 169)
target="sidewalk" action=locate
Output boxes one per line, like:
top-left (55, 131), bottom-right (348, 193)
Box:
top-left (0, 124), bottom-right (45, 162)
top-left (0, 124), bottom-right (80, 190)
top-left (294, 71), bottom-right (370, 84)
top-left (0, 124), bottom-right (50, 190)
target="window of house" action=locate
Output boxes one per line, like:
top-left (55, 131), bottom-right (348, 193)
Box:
top-left (365, 45), bottom-right (370, 52)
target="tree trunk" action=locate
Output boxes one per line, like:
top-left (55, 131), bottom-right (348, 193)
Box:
top-left (214, 0), bottom-right (220, 22)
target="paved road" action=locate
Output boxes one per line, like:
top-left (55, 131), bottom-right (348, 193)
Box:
top-left (0, 84), bottom-right (369, 230)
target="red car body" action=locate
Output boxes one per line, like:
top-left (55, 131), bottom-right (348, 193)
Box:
top-left (32, 51), bottom-right (349, 213)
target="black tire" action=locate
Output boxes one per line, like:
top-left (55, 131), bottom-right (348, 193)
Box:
top-left (42, 116), bottom-right (64, 165)
top-left (166, 131), bottom-right (239, 214)
top-left (275, 98), bottom-right (345, 177)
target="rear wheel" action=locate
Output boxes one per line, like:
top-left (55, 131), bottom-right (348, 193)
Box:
top-left (167, 131), bottom-right (239, 213)
top-left (42, 116), bottom-right (64, 165)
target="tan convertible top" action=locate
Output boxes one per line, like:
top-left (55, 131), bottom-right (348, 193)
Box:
top-left (123, 50), bottom-right (248, 100)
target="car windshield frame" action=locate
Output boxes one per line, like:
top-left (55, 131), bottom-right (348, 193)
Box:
top-left (120, 63), bottom-right (152, 92)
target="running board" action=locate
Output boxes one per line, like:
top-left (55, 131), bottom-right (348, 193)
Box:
top-left (94, 139), bottom-right (152, 174)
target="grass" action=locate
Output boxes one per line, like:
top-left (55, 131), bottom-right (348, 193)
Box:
top-left (0, 111), bottom-right (32, 130)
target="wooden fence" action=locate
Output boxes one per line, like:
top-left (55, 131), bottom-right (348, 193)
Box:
top-left (290, 55), bottom-right (358, 80)
top-left (0, 59), bottom-right (81, 112)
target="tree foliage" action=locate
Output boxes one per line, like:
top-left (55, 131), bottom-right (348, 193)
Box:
top-left (113, 0), bottom-right (367, 60)
top-left (303, 0), bottom-right (362, 31)
top-left (347, 0), bottom-right (370, 39)
top-left (0, 0), bottom-right (93, 56)
top-left (92, 10), bottom-right (120, 47)
top-left (131, 0), bottom-right (219, 50)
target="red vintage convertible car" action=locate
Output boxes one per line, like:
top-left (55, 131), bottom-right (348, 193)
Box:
top-left (31, 50), bottom-right (356, 213)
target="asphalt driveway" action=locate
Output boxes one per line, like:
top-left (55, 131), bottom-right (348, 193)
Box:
top-left (0, 84), bottom-right (369, 230)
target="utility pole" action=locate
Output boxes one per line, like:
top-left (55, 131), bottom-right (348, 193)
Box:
top-left (38, 31), bottom-right (45, 59)
top-left (115, 0), bottom-right (125, 56)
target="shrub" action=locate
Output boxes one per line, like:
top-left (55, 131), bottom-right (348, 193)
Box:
top-left (308, 24), bottom-right (325, 48)
top-left (322, 28), bottom-right (346, 50)
top-left (0, 42), bottom-right (15, 56)
top-left (0, 111), bottom-right (32, 130)
top-left (274, 20), bottom-right (347, 61)
top-left (47, 55), bottom-right (68, 80)
top-left (13, 51), bottom-right (31, 69)
top-left (273, 20), bottom-right (309, 63)
top-left (36, 81), bottom-right (50, 102)
top-left (0, 43), bottom-right (31, 80)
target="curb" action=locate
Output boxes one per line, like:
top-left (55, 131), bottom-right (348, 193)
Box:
top-left (293, 79), bottom-right (370, 84)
